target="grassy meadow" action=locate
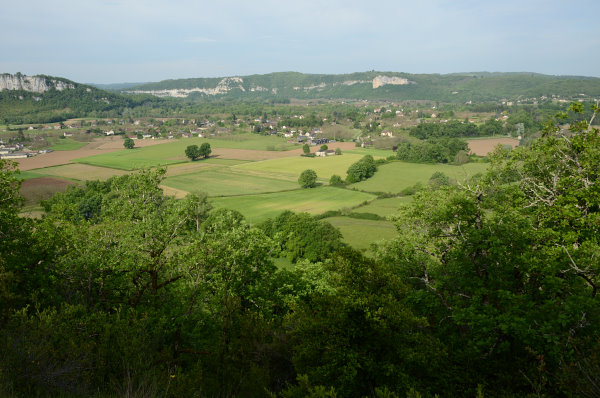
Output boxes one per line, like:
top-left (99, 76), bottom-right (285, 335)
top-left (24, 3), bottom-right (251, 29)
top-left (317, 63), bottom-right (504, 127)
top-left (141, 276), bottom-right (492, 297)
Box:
top-left (352, 196), bottom-right (413, 217)
top-left (163, 168), bottom-right (299, 197)
top-left (50, 138), bottom-right (89, 151)
top-left (211, 186), bottom-right (376, 224)
top-left (233, 153), bottom-right (366, 181)
top-left (74, 135), bottom-right (299, 170)
top-left (324, 216), bottom-right (398, 253)
top-left (350, 161), bottom-right (488, 193)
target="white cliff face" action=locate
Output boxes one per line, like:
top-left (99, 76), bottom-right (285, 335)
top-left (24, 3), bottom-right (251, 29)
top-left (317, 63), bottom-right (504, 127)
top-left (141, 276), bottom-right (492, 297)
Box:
top-left (372, 76), bottom-right (411, 88)
top-left (0, 74), bottom-right (75, 92)
top-left (126, 76), bottom-right (246, 98)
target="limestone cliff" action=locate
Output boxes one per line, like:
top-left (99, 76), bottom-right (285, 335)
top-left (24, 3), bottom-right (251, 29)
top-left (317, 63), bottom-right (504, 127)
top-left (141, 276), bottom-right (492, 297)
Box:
top-left (0, 73), bottom-right (75, 92)
top-left (126, 76), bottom-right (245, 98)
top-left (372, 75), bottom-right (411, 88)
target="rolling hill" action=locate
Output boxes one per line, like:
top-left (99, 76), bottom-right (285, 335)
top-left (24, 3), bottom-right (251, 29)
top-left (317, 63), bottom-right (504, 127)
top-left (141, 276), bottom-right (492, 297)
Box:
top-left (126, 71), bottom-right (600, 102)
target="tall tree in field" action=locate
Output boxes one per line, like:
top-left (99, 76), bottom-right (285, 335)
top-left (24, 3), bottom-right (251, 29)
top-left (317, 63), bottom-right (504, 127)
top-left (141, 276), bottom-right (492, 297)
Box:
top-left (123, 137), bottom-right (135, 149)
top-left (298, 169), bottom-right (317, 188)
top-left (185, 144), bottom-right (201, 160)
top-left (302, 143), bottom-right (310, 155)
top-left (198, 142), bottom-right (211, 158)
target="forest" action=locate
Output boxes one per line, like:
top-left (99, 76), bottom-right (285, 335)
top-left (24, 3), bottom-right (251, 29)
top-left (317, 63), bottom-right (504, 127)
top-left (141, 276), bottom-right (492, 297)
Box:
top-left (0, 101), bottom-right (599, 397)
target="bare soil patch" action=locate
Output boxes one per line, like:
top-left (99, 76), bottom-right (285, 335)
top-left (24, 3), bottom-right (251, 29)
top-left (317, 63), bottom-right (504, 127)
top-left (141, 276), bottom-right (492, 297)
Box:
top-left (467, 138), bottom-right (520, 156)
top-left (20, 177), bottom-right (75, 205)
top-left (42, 164), bottom-right (128, 181)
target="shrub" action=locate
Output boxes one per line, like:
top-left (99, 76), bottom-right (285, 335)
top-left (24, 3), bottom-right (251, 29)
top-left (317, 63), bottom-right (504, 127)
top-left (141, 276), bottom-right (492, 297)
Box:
top-left (329, 174), bottom-right (344, 186)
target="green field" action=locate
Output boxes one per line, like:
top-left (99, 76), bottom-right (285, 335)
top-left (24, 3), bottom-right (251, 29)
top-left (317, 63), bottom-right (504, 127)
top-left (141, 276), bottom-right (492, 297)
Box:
top-left (343, 148), bottom-right (395, 158)
top-left (50, 138), bottom-right (89, 151)
top-left (350, 161), bottom-right (488, 193)
top-left (211, 186), bottom-right (376, 224)
top-left (324, 216), bottom-right (398, 253)
top-left (352, 196), bottom-right (413, 217)
top-left (163, 169), bottom-right (300, 197)
top-left (17, 170), bottom-right (49, 180)
top-left (74, 135), bottom-right (299, 170)
top-left (233, 153), bottom-right (366, 181)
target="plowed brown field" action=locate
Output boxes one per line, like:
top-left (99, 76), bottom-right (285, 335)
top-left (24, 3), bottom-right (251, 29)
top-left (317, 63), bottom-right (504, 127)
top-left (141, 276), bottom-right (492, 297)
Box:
top-left (467, 138), bottom-right (520, 156)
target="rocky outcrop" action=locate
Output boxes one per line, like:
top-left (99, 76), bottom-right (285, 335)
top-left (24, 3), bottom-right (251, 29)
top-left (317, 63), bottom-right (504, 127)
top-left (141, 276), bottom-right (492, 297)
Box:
top-left (372, 75), bottom-right (411, 89)
top-left (0, 74), bottom-right (75, 92)
top-left (126, 76), bottom-right (246, 98)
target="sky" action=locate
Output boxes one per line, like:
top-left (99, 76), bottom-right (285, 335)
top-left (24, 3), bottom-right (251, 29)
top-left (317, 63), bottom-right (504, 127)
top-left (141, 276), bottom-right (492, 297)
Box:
top-left (1, 0), bottom-right (599, 84)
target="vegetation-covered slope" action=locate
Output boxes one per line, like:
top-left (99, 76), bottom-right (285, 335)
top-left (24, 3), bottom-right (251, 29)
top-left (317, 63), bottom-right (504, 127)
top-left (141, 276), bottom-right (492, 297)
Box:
top-left (128, 71), bottom-right (600, 102)
top-left (0, 74), bottom-right (165, 124)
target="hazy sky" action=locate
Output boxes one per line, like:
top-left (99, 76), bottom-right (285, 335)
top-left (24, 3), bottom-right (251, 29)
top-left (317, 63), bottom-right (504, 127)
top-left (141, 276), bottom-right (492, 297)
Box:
top-left (1, 0), bottom-right (599, 83)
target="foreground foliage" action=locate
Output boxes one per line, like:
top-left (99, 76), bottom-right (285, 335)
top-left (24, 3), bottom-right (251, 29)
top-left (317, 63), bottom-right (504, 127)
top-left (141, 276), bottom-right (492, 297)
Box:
top-left (0, 103), bottom-right (599, 397)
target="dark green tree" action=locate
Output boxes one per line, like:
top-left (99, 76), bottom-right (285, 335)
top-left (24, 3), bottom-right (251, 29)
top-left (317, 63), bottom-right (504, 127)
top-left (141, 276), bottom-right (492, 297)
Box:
top-left (123, 137), bottom-right (135, 149)
top-left (298, 169), bottom-right (317, 188)
top-left (346, 155), bottom-right (377, 183)
top-left (302, 143), bottom-right (310, 155)
top-left (198, 142), bottom-right (211, 158)
top-left (185, 144), bottom-right (201, 160)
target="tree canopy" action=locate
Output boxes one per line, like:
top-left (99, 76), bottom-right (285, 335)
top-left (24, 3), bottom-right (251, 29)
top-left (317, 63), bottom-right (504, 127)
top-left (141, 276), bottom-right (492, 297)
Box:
top-left (298, 169), bottom-right (317, 188)
top-left (345, 154), bottom-right (377, 183)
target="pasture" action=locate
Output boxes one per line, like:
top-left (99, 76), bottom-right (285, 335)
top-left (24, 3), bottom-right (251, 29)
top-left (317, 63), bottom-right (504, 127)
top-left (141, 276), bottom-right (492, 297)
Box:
top-left (352, 196), bottom-right (413, 217)
top-left (162, 169), bottom-right (300, 197)
top-left (232, 153), bottom-right (367, 181)
top-left (349, 161), bottom-right (488, 193)
top-left (324, 216), bottom-right (398, 253)
top-left (210, 186), bottom-right (376, 224)
top-left (74, 135), bottom-right (300, 170)
top-left (343, 148), bottom-right (395, 158)
top-left (50, 138), bottom-right (90, 151)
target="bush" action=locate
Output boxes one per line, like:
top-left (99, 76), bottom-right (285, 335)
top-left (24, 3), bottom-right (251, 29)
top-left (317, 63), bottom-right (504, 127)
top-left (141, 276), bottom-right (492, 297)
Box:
top-left (347, 212), bottom-right (384, 221)
top-left (329, 174), bottom-right (344, 186)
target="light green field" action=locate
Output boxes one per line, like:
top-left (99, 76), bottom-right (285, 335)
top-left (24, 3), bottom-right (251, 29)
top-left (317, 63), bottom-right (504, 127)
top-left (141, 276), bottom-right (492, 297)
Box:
top-left (211, 186), bottom-right (376, 224)
top-left (350, 161), bottom-right (488, 193)
top-left (343, 148), bottom-right (395, 158)
top-left (324, 216), bottom-right (398, 253)
top-left (17, 170), bottom-right (49, 180)
top-left (353, 196), bottom-right (413, 217)
top-left (163, 169), bottom-right (300, 197)
top-left (232, 154), bottom-right (366, 181)
top-left (50, 138), bottom-right (89, 151)
top-left (74, 135), bottom-right (298, 170)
